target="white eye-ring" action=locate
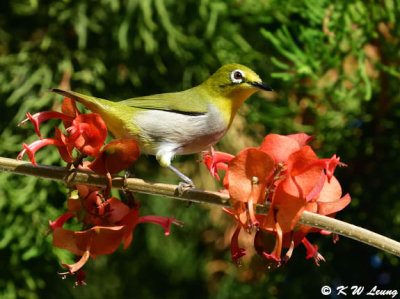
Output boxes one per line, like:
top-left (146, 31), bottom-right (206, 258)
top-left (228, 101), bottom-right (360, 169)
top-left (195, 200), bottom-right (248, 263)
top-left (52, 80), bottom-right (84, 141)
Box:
top-left (230, 69), bottom-right (245, 84)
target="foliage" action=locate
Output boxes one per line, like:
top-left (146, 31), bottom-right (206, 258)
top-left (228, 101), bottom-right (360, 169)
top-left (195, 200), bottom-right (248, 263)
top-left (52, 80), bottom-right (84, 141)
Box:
top-left (0, 0), bottom-right (400, 298)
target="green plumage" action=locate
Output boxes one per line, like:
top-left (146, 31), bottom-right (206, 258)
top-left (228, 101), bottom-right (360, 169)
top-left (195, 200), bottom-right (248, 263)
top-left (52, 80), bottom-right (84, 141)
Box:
top-left (51, 64), bottom-right (270, 171)
top-left (119, 88), bottom-right (209, 114)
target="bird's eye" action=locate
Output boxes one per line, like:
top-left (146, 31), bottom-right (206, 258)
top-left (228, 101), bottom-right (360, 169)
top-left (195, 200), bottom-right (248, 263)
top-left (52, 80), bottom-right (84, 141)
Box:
top-left (230, 69), bottom-right (245, 84)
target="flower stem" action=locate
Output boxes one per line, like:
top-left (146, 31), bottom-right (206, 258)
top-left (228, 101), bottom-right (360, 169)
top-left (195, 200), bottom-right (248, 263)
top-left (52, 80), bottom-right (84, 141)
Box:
top-left (1, 156), bottom-right (400, 257)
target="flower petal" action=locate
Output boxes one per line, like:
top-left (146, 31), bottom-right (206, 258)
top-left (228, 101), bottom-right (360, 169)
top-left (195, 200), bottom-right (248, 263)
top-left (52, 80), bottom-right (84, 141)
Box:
top-left (18, 111), bottom-right (74, 139)
top-left (201, 147), bottom-right (234, 180)
top-left (61, 250), bottom-right (90, 274)
top-left (54, 127), bottom-right (75, 163)
top-left (138, 215), bottom-right (183, 236)
top-left (259, 134), bottom-right (303, 163)
top-left (49, 213), bottom-right (74, 230)
top-left (106, 197), bottom-right (131, 223)
top-left (271, 176), bottom-right (307, 232)
top-left (315, 176), bottom-right (351, 215)
top-left (61, 97), bottom-right (80, 128)
top-left (52, 226), bottom-right (125, 259)
top-left (230, 224), bottom-right (246, 266)
top-left (223, 204), bottom-right (248, 230)
top-left (305, 170), bottom-right (326, 202)
top-left (318, 193), bottom-right (351, 215)
top-left (287, 133), bottom-right (314, 147)
top-left (262, 221), bottom-right (283, 263)
top-left (118, 204), bottom-right (140, 249)
top-left (17, 138), bottom-right (65, 166)
top-left (69, 113), bottom-right (108, 157)
top-left (302, 237), bottom-right (326, 266)
top-left (228, 148), bottom-right (275, 204)
top-left (87, 139), bottom-right (140, 174)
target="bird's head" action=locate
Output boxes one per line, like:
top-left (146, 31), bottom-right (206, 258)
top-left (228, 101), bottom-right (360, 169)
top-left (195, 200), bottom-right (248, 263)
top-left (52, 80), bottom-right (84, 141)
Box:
top-left (203, 63), bottom-right (272, 101)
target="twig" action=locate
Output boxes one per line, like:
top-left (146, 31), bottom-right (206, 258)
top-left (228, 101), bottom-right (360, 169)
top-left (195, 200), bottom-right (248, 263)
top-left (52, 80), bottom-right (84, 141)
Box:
top-left (1, 156), bottom-right (399, 257)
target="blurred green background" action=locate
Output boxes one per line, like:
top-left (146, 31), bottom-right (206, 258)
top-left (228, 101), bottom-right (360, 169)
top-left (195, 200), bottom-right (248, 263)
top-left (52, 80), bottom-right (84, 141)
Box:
top-left (1, 0), bottom-right (400, 298)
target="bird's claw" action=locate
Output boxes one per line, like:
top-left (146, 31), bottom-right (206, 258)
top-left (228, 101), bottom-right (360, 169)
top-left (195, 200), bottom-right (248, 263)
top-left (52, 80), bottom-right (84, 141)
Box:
top-left (177, 181), bottom-right (195, 196)
top-left (124, 169), bottom-right (135, 180)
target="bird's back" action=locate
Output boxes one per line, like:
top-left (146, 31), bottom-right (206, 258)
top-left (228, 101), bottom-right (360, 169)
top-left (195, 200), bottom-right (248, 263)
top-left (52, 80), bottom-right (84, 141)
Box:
top-left (51, 88), bottom-right (230, 158)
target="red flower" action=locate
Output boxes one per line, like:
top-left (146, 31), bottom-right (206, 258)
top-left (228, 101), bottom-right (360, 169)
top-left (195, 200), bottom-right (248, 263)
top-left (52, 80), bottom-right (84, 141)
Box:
top-left (53, 225), bottom-right (126, 273)
top-left (262, 146), bottom-right (322, 233)
top-left (259, 133), bottom-right (313, 163)
top-left (51, 199), bottom-right (182, 274)
top-left (230, 224), bottom-right (247, 266)
top-left (302, 237), bottom-right (326, 266)
top-left (279, 175), bottom-right (351, 264)
top-left (308, 175), bottom-right (351, 216)
top-left (17, 135), bottom-right (73, 166)
top-left (254, 228), bottom-right (282, 264)
top-left (118, 202), bottom-right (183, 248)
top-left (87, 139), bottom-right (140, 174)
top-left (227, 148), bottom-right (275, 227)
top-left (262, 221), bottom-right (283, 264)
top-left (201, 133), bottom-right (351, 266)
top-left (54, 127), bottom-right (75, 163)
top-left (138, 214), bottom-right (183, 236)
top-left (17, 97), bottom-right (108, 165)
top-left (66, 113), bottom-right (107, 157)
top-left (201, 146), bottom-right (234, 181)
top-left (260, 145), bottom-right (349, 263)
top-left (49, 213), bottom-right (74, 230)
top-left (18, 111), bottom-right (74, 139)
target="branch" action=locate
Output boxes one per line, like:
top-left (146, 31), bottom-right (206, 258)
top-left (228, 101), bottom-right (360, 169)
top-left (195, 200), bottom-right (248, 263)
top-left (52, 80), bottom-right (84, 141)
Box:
top-left (1, 156), bottom-right (399, 257)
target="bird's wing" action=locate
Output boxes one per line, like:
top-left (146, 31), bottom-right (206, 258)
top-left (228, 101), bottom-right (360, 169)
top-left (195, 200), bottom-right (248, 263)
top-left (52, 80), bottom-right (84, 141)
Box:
top-left (119, 90), bottom-right (208, 115)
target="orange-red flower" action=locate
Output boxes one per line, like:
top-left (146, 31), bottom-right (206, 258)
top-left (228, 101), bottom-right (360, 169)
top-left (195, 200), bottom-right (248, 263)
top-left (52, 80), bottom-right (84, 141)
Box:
top-left (259, 133), bottom-right (314, 163)
top-left (201, 146), bottom-right (234, 181)
top-left (17, 97), bottom-right (108, 164)
top-left (230, 224), bottom-right (247, 266)
top-left (227, 148), bottom-right (275, 227)
top-left (201, 133), bottom-right (351, 266)
top-left (66, 113), bottom-right (107, 157)
top-left (87, 139), bottom-right (140, 174)
top-left (52, 199), bottom-right (182, 274)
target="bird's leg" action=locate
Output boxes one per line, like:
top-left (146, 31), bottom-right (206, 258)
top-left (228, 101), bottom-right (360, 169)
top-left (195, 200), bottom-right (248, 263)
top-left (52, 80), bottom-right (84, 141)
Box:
top-left (122, 166), bottom-right (137, 208)
top-left (168, 165), bottom-right (195, 194)
top-left (157, 148), bottom-right (195, 192)
top-left (168, 165), bottom-right (195, 186)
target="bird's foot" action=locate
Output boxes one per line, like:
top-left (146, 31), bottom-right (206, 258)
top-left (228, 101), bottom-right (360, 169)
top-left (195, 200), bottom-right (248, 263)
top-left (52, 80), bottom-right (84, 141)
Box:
top-left (124, 168), bottom-right (135, 180)
top-left (177, 181), bottom-right (195, 196)
top-left (122, 168), bottom-right (137, 207)
top-left (168, 165), bottom-right (195, 195)
top-left (122, 168), bottom-right (135, 191)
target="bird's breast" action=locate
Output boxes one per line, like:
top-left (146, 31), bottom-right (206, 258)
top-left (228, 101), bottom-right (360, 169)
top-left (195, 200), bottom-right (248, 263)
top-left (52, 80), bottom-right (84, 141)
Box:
top-left (131, 104), bottom-right (228, 155)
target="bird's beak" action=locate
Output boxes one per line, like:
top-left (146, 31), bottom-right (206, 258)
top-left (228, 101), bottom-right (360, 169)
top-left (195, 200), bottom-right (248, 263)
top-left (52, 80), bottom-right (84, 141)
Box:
top-left (250, 81), bottom-right (273, 92)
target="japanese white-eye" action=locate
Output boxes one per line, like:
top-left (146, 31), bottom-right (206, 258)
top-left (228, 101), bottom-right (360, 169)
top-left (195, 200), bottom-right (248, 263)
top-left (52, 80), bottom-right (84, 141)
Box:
top-left (52, 63), bottom-right (272, 186)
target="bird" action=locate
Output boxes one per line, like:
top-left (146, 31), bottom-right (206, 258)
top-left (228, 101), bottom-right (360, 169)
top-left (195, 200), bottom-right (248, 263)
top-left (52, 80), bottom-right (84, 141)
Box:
top-left (51, 63), bottom-right (272, 187)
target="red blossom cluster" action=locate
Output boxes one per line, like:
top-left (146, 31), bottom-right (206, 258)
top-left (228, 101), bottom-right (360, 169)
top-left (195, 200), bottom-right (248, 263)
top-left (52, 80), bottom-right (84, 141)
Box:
top-left (201, 133), bottom-right (351, 267)
top-left (18, 97), bottom-right (182, 286)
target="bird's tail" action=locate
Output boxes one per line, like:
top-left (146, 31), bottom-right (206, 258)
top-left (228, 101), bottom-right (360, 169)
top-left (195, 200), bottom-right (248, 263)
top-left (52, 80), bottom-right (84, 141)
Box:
top-left (51, 88), bottom-right (111, 114)
top-left (51, 88), bottom-right (135, 139)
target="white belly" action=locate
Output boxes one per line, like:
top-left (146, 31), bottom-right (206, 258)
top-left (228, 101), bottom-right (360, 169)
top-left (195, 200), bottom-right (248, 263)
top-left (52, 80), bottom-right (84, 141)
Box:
top-left (132, 104), bottom-right (228, 158)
